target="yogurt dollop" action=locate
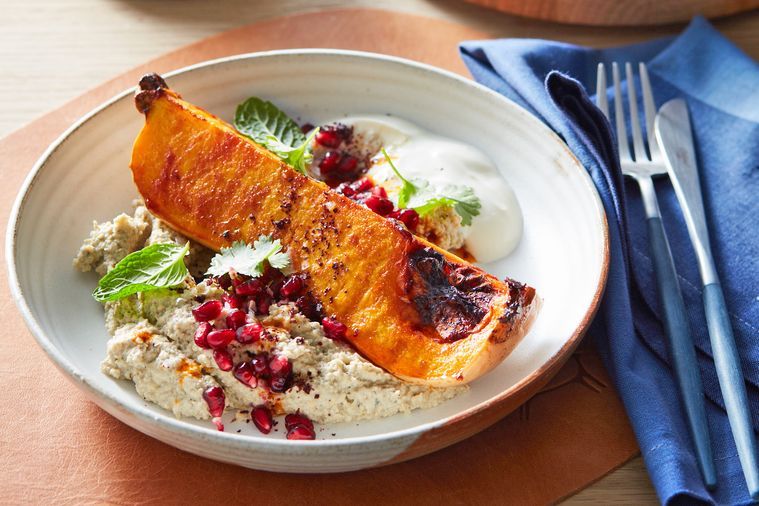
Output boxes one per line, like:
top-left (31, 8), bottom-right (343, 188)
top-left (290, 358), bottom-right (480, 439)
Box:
top-left (334, 115), bottom-right (523, 263)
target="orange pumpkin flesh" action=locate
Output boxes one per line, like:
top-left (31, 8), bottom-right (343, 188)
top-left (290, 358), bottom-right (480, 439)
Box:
top-left (130, 74), bottom-right (538, 386)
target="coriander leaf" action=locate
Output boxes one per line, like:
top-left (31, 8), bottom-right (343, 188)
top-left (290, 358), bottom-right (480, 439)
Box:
top-left (381, 147), bottom-right (417, 208)
top-left (411, 184), bottom-right (482, 226)
top-left (234, 97), bottom-right (306, 150)
top-left (206, 236), bottom-right (291, 278)
top-left (264, 127), bottom-right (318, 175)
top-left (93, 243), bottom-right (190, 302)
top-left (380, 148), bottom-right (482, 226)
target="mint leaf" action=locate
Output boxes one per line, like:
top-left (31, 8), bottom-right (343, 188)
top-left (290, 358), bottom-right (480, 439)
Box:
top-left (264, 127), bottom-right (318, 175)
top-left (206, 236), bottom-right (291, 278)
top-left (381, 148), bottom-right (481, 226)
top-left (93, 243), bottom-right (190, 302)
top-left (235, 97), bottom-right (306, 148)
top-left (234, 97), bottom-right (315, 173)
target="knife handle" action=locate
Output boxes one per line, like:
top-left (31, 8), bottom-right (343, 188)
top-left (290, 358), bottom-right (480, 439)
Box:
top-left (646, 216), bottom-right (717, 488)
top-left (704, 282), bottom-right (759, 498)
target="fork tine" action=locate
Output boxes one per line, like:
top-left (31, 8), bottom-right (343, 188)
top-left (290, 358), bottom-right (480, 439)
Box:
top-left (639, 63), bottom-right (659, 157)
top-left (626, 62), bottom-right (647, 161)
top-left (612, 62), bottom-right (631, 161)
top-left (596, 63), bottom-right (609, 118)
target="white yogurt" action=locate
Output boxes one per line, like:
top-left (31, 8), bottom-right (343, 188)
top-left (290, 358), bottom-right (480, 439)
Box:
top-left (334, 115), bottom-right (523, 262)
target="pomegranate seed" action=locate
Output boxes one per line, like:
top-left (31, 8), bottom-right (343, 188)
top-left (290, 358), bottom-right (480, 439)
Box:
top-left (286, 424), bottom-right (316, 440)
top-left (295, 294), bottom-right (323, 321)
top-left (202, 386), bottom-right (225, 418)
top-left (269, 355), bottom-right (292, 377)
top-left (236, 322), bottom-right (263, 344)
top-left (222, 292), bottom-right (243, 309)
top-left (364, 195), bottom-right (394, 216)
top-left (319, 151), bottom-right (342, 173)
top-left (352, 178), bottom-right (373, 192)
top-left (280, 275), bottom-right (305, 298)
top-left (315, 129), bottom-right (341, 148)
top-left (194, 322), bottom-right (212, 349)
top-left (213, 349), bottom-right (234, 371)
top-left (233, 361), bottom-right (257, 387)
top-left (371, 186), bottom-right (388, 198)
top-left (192, 300), bottom-right (223, 322)
top-left (338, 155), bottom-right (358, 173)
top-left (270, 375), bottom-right (289, 393)
top-left (212, 416), bottom-right (224, 431)
top-left (285, 413), bottom-right (314, 431)
top-left (251, 354), bottom-right (270, 377)
top-left (206, 329), bottom-right (235, 349)
top-left (393, 208), bottom-right (419, 230)
top-left (216, 274), bottom-right (232, 290)
top-left (226, 309), bottom-right (247, 330)
top-left (322, 316), bottom-right (348, 340)
top-left (337, 182), bottom-right (355, 197)
top-left (235, 278), bottom-right (264, 296)
top-left (256, 295), bottom-right (271, 315)
top-left (300, 122), bottom-right (315, 134)
top-left (251, 406), bottom-right (273, 434)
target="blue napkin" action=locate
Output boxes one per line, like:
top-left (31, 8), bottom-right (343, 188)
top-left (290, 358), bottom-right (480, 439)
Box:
top-left (461, 17), bottom-right (759, 505)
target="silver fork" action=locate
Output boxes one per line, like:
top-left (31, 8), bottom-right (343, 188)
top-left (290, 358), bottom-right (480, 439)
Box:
top-left (596, 62), bottom-right (717, 488)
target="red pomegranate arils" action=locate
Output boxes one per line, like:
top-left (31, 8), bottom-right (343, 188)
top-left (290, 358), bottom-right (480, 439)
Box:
top-left (256, 295), bottom-right (271, 316)
top-left (251, 406), bottom-right (273, 434)
top-left (270, 375), bottom-right (289, 393)
top-left (222, 292), bottom-right (243, 309)
top-left (236, 322), bottom-right (263, 344)
top-left (213, 349), bottom-right (234, 371)
top-left (392, 208), bottom-right (420, 231)
top-left (319, 150), bottom-right (342, 174)
top-left (280, 275), bottom-right (305, 298)
top-left (212, 416), bottom-right (224, 431)
top-left (286, 424), bottom-right (316, 440)
top-left (251, 354), bottom-right (270, 377)
top-left (233, 361), bottom-right (257, 388)
top-left (322, 316), bottom-right (348, 340)
top-left (226, 309), bottom-right (247, 330)
top-left (300, 122), bottom-right (315, 134)
top-left (353, 177), bottom-right (373, 192)
top-left (206, 329), bottom-right (236, 349)
top-left (269, 355), bottom-right (292, 377)
top-left (338, 155), bottom-right (358, 173)
top-left (202, 386), bottom-right (225, 418)
top-left (337, 182), bottom-right (355, 197)
top-left (285, 413), bottom-right (314, 431)
top-left (235, 278), bottom-right (264, 296)
top-left (193, 322), bottom-right (212, 349)
top-left (371, 186), bottom-right (388, 198)
top-left (364, 195), bottom-right (394, 216)
top-left (315, 129), bottom-right (341, 148)
top-left (192, 299), bottom-right (223, 322)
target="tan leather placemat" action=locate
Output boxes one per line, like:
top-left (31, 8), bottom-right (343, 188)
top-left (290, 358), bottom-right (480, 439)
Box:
top-left (0, 8), bottom-right (638, 505)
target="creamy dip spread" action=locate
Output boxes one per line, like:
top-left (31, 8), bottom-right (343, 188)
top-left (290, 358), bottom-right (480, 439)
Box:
top-left (326, 116), bottom-right (524, 262)
top-left (75, 203), bottom-right (465, 430)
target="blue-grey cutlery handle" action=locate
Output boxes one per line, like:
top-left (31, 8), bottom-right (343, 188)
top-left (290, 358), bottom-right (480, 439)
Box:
top-left (647, 217), bottom-right (717, 488)
top-left (704, 282), bottom-right (759, 498)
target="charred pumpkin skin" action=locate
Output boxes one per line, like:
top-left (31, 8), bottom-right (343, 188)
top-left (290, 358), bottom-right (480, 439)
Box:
top-left (130, 74), bottom-right (538, 386)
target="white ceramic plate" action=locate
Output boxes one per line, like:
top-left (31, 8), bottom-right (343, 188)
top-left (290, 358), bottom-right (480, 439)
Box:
top-left (7, 50), bottom-right (608, 473)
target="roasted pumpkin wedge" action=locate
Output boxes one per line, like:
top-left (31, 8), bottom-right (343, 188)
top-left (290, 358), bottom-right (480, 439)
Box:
top-left (130, 74), bottom-right (539, 386)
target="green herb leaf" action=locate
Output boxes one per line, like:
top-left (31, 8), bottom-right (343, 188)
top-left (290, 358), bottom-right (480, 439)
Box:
top-left (234, 97), bottom-right (315, 174)
top-left (234, 97), bottom-right (306, 148)
top-left (264, 127), bottom-right (318, 175)
top-left (206, 235), bottom-right (291, 278)
top-left (380, 148), bottom-right (481, 226)
top-left (93, 243), bottom-right (190, 302)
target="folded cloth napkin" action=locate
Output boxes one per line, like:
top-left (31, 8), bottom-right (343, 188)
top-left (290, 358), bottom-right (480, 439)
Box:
top-left (461, 17), bottom-right (759, 505)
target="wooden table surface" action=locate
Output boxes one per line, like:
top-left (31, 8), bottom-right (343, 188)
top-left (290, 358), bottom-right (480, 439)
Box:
top-left (2, 1), bottom-right (757, 504)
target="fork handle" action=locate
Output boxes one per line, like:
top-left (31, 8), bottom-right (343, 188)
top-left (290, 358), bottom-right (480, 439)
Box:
top-left (643, 195), bottom-right (717, 487)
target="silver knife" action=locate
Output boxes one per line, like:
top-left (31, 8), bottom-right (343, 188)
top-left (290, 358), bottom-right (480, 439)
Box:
top-left (656, 99), bottom-right (759, 499)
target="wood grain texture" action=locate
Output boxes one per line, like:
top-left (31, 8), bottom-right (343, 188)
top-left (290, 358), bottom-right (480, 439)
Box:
top-left (2, 2), bottom-right (757, 504)
top-left (465, 0), bottom-right (759, 26)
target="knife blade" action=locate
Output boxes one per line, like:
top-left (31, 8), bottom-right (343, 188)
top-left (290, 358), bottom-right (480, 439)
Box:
top-left (656, 98), bottom-right (759, 499)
